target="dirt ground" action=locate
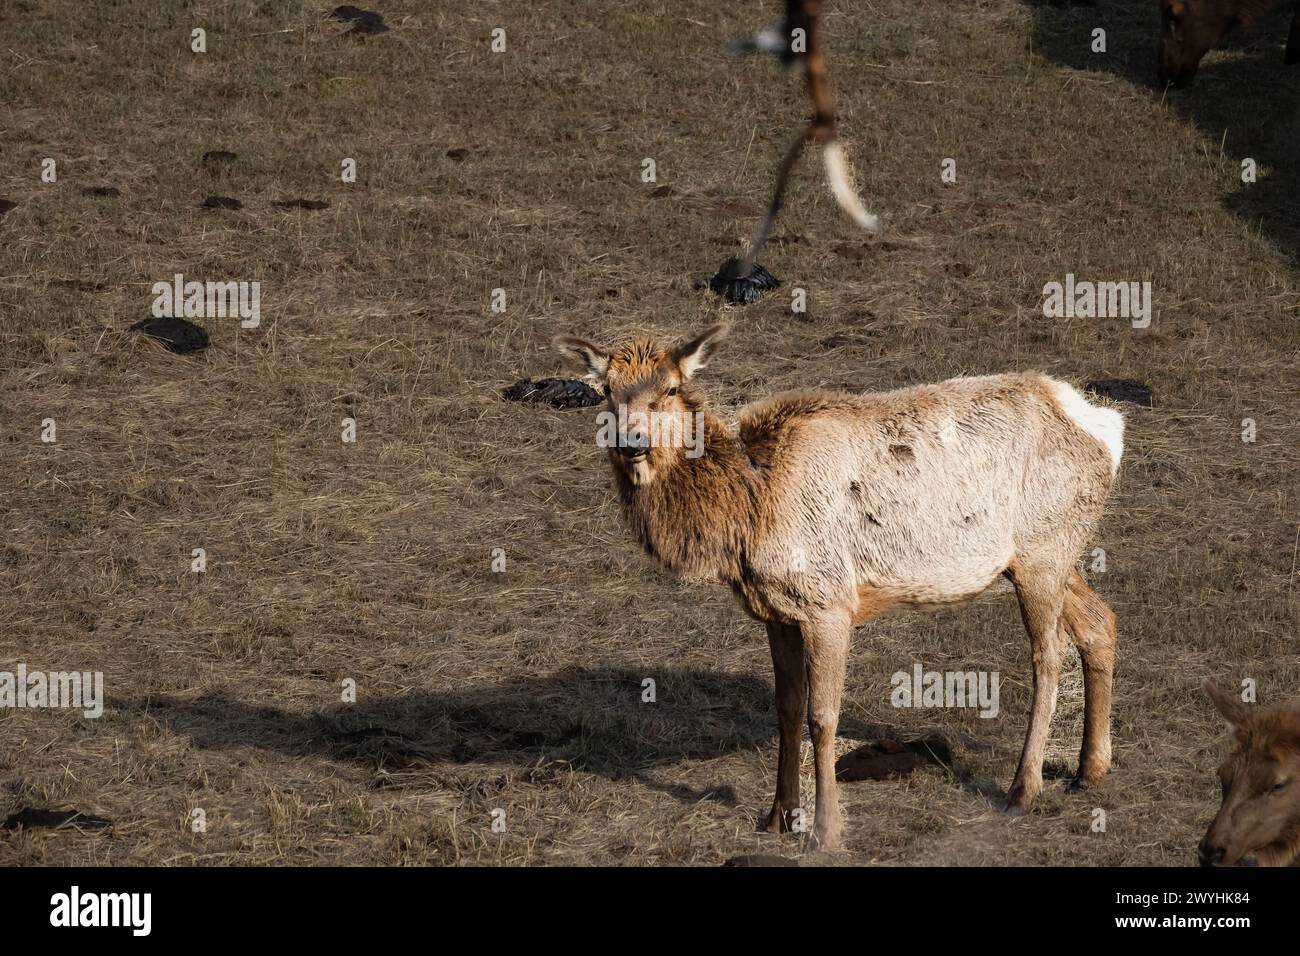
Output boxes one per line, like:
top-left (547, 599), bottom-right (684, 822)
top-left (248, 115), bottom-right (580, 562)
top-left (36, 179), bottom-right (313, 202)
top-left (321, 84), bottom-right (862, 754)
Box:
top-left (1, 0), bottom-right (1297, 866)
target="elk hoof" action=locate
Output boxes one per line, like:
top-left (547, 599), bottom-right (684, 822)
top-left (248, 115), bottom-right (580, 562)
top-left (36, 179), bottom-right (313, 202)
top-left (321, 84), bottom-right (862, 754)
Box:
top-left (1001, 785), bottom-right (1037, 816)
top-left (1068, 765), bottom-right (1109, 793)
top-left (808, 826), bottom-right (844, 852)
top-left (761, 805), bottom-right (793, 834)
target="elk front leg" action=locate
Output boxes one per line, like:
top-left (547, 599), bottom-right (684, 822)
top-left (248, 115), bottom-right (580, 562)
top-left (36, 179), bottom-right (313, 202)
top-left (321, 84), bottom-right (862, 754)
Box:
top-left (763, 621), bottom-right (807, 834)
top-left (802, 612), bottom-right (851, 849)
top-left (1005, 568), bottom-right (1067, 815)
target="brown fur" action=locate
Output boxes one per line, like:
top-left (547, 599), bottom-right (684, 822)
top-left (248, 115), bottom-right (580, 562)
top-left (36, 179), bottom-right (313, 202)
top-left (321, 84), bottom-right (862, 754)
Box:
top-left (1157, 0), bottom-right (1298, 87)
top-left (554, 326), bottom-right (1123, 849)
top-left (1200, 681), bottom-right (1300, 866)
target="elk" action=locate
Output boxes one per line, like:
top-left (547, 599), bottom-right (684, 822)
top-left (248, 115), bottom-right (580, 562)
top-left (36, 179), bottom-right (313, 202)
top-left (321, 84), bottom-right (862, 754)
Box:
top-left (1158, 0), bottom-right (1300, 88)
top-left (1200, 681), bottom-right (1300, 867)
top-left (554, 325), bottom-right (1123, 849)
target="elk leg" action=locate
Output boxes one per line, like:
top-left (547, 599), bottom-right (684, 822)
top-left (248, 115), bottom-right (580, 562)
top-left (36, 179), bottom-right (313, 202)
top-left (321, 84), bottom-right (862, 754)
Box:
top-left (763, 621), bottom-right (807, 834)
top-left (1005, 566), bottom-right (1068, 815)
top-left (802, 612), bottom-right (851, 849)
top-left (1059, 569), bottom-right (1117, 791)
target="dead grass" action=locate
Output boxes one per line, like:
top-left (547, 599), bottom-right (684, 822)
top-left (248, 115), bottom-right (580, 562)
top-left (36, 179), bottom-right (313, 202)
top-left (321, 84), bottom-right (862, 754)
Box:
top-left (0, 0), bottom-right (1297, 866)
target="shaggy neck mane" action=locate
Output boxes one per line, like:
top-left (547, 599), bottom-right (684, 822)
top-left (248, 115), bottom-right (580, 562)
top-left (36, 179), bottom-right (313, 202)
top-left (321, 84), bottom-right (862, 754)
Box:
top-left (614, 410), bottom-right (756, 581)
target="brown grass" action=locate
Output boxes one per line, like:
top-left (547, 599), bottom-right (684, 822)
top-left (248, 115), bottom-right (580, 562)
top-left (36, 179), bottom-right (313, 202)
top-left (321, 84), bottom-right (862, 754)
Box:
top-left (0, 0), bottom-right (1297, 866)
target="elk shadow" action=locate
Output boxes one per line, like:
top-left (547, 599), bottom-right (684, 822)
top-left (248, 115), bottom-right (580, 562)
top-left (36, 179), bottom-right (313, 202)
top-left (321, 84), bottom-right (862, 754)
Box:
top-left (114, 666), bottom-right (1003, 806)
top-left (1024, 0), bottom-right (1300, 262)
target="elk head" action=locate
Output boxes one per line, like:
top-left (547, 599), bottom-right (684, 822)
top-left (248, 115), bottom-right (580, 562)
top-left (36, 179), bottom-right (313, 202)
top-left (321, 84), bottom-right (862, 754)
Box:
top-left (1157, 0), bottom-right (1238, 88)
top-left (1199, 680), bottom-right (1300, 867)
top-left (552, 325), bottom-right (728, 486)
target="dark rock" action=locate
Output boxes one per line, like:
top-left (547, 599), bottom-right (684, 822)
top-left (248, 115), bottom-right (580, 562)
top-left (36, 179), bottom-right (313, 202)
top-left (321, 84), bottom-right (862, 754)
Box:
top-left (3, 808), bottom-right (113, 832)
top-left (0, 198), bottom-right (15, 217)
top-left (202, 150), bottom-right (238, 164)
top-left (271, 198), bottom-right (330, 210)
top-left (328, 6), bottom-right (389, 35)
top-left (129, 316), bottom-right (210, 353)
top-left (836, 736), bottom-right (952, 783)
top-left (82, 186), bottom-right (121, 198)
top-left (502, 377), bottom-right (603, 410)
top-left (445, 148), bottom-right (470, 160)
top-left (709, 257), bottom-right (781, 305)
top-left (1085, 378), bottom-right (1153, 407)
top-left (201, 195), bottom-right (242, 210)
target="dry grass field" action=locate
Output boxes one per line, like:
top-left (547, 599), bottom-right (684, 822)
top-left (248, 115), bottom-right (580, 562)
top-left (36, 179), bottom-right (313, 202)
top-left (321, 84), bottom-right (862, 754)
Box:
top-left (1, 0), bottom-right (1298, 866)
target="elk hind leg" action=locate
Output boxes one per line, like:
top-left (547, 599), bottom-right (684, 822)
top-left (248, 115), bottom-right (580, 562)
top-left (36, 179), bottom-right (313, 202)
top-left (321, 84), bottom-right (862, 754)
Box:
top-left (1060, 569), bottom-right (1116, 791)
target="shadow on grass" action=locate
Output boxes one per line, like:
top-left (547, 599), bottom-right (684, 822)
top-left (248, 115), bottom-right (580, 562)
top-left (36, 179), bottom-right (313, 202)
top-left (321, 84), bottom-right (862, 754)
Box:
top-left (117, 665), bottom-right (1007, 805)
top-left (1025, 0), bottom-right (1300, 262)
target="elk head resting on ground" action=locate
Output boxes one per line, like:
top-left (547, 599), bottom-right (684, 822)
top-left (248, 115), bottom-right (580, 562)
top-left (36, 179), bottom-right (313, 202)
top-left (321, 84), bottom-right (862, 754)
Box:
top-left (554, 325), bottom-right (1124, 850)
top-left (1200, 681), bottom-right (1300, 867)
top-left (1158, 0), bottom-right (1300, 88)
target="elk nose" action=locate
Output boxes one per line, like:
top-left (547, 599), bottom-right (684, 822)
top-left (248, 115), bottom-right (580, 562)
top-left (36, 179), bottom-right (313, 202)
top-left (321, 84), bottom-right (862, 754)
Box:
top-left (1198, 842), bottom-right (1225, 867)
top-left (618, 431), bottom-right (649, 458)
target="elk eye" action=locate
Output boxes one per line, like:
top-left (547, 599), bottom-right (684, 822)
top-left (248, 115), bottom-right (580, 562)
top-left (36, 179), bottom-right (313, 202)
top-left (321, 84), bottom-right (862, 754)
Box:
top-left (602, 384), bottom-right (611, 398)
top-left (666, 386), bottom-right (679, 397)
top-left (1272, 781), bottom-right (1288, 794)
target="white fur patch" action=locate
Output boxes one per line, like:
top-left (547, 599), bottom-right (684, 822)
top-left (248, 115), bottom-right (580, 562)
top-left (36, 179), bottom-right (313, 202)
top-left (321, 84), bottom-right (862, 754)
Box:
top-left (1050, 380), bottom-right (1124, 477)
top-left (822, 141), bottom-right (880, 234)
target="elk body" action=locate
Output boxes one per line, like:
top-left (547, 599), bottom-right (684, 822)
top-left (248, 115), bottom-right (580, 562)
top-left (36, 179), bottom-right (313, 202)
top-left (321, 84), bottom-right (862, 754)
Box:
top-left (1201, 682), bottom-right (1300, 866)
top-left (555, 326), bottom-right (1123, 849)
top-left (1158, 0), bottom-right (1300, 88)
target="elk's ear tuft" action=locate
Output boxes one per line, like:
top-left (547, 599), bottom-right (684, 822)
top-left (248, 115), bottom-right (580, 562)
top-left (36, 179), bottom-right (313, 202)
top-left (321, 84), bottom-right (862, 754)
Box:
top-left (1204, 679), bottom-right (1249, 730)
top-left (552, 335), bottom-right (610, 384)
top-left (672, 324), bottom-right (729, 380)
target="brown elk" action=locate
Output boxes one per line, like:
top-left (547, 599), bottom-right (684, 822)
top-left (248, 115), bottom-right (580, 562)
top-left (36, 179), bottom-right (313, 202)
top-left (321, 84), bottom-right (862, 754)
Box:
top-left (554, 325), bottom-right (1123, 849)
top-left (1200, 681), bottom-right (1300, 867)
top-left (1158, 0), bottom-right (1300, 88)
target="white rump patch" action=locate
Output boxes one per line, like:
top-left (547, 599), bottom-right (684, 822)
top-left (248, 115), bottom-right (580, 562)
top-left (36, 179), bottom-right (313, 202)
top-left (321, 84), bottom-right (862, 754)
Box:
top-left (1050, 380), bottom-right (1124, 477)
top-left (822, 141), bottom-right (880, 234)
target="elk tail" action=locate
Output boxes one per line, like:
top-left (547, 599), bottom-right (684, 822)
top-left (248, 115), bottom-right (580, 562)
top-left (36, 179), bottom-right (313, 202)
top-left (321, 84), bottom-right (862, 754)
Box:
top-left (822, 139), bottom-right (879, 233)
top-left (733, 1), bottom-right (878, 280)
top-left (802, 0), bottom-right (879, 233)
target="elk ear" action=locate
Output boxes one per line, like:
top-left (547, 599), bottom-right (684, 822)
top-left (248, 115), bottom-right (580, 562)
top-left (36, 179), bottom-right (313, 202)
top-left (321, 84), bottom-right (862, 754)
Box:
top-left (672, 324), bottom-right (729, 380)
top-left (1204, 680), bottom-right (1249, 729)
top-left (552, 335), bottom-right (610, 385)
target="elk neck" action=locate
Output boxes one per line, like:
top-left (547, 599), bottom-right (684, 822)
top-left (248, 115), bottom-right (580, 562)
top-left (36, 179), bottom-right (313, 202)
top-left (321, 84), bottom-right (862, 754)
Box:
top-left (613, 409), bottom-right (757, 583)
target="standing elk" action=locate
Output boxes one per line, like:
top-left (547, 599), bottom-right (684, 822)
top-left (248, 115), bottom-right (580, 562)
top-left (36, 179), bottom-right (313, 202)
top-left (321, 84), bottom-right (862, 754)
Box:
top-left (554, 325), bottom-right (1123, 849)
top-left (1158, 0), bottom-right (1300, 88)
top-left (1200, 681), bottom-right (1300, 866)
